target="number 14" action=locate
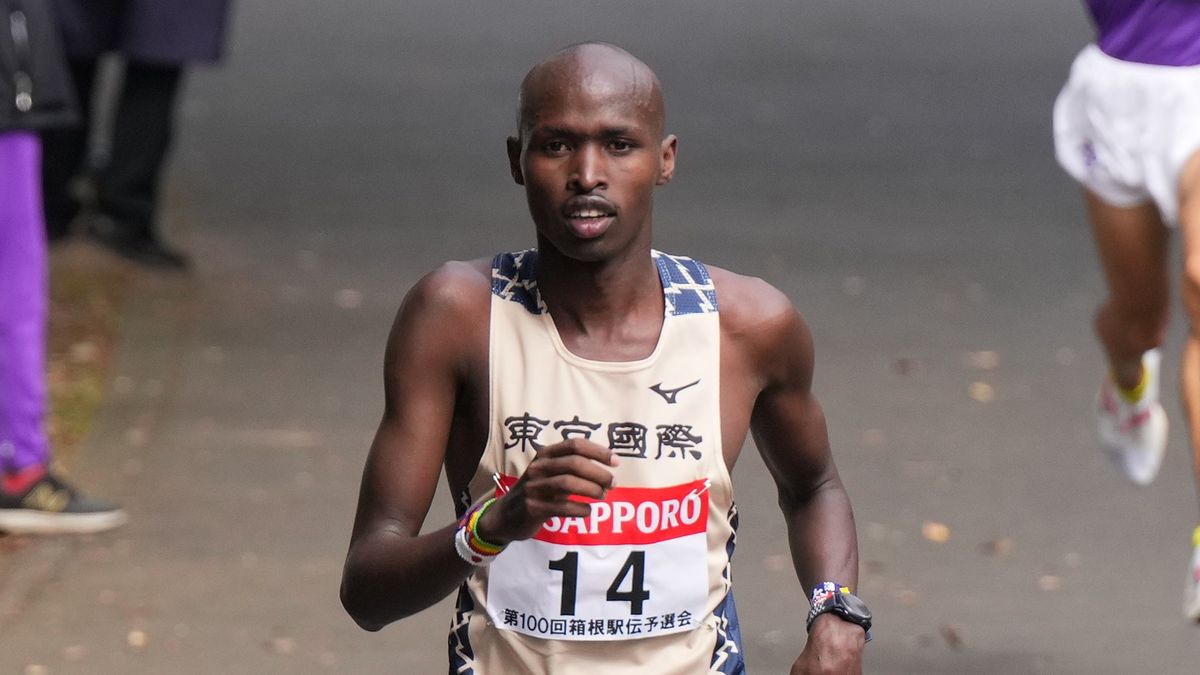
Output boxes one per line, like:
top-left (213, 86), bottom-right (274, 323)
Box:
top-left (548, 551), bottom-right (651, 616)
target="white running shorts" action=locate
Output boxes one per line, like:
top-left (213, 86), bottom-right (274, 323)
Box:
top-left (1053, 44), bottom-right (1200, 226)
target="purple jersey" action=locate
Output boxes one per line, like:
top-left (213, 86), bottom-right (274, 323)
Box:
top-left (1086, 0), bottom-right (1200, 66)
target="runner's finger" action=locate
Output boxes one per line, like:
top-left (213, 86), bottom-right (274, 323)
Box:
top-left (537, 438), bottom-right (617, 466)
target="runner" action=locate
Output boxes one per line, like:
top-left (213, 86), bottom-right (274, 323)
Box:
top-left (1053, 0), bottom-right (1200, 620)
top-left (341, 43), bottom-right (869, 672)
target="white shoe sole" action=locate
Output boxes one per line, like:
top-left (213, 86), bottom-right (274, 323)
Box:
top-left (0, 509), bottom-right (128, 535)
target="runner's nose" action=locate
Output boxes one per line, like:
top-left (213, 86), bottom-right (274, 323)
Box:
top-left (568, 144), bottom-right (607, 193)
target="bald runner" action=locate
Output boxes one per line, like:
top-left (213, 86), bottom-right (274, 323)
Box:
top-left (341, 43), bottom-right (869, 674)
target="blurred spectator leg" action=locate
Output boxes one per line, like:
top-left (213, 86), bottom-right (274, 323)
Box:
top-left (91, 60), bottom-right (188, 269)
top-left (39, 59), bottom-right (97, 243)
top-left (0, 132), bottom-right (52, 481)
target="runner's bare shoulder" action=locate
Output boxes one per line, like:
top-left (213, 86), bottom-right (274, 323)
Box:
top-left (385, 258), bottom-right (493, 369)
top-left (707, 265), bottom-right (814, 383)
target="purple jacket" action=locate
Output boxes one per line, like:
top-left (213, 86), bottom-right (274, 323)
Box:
top-left (50, 0), bottom-right (232, 65)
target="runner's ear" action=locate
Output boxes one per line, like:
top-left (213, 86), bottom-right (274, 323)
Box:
top-left (507, 136), bottom-right (525, 185)
top-left (657, 135), bottom-right (677, 186)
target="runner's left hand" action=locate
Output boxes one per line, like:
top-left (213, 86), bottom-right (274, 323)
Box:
top-left (790, 614), bottom-right (864, 675)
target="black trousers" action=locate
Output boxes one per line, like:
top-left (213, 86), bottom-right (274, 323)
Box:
top-left (41, 59), bottom-right (183, 242)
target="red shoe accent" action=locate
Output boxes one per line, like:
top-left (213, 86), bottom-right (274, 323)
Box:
top-left (2, 464), bottom-right (48, 495)
top-left (1100, 384), bottom-right (1120, 415)
top-left (1122, 408), bottom-right (1152, 433)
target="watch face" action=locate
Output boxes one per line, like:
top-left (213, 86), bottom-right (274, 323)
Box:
top-left (841, 593), bottom-right (872, 620)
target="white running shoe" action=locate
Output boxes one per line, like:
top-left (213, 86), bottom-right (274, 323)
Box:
top-left (1095, 348), bottom-right (1168, 486)
top-left (1184, 527), bottom-right (1200, 622)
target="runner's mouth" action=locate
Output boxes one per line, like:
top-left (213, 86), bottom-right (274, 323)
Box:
top-left (562, 203), bottom-right (616, 239)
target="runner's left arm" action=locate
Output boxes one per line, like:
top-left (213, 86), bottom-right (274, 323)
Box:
top-left (744, 283), bottom-right (865, 673)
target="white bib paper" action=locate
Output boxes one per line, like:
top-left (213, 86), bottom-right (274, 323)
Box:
top-left (486, 479), bottom-right (710, 641)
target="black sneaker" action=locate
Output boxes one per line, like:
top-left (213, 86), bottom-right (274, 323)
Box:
top-left (0, 472), bottom-right (127, 535)
top-left (85, 216), bottom-right (190, 270)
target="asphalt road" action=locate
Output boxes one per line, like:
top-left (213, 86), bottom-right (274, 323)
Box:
top-left (4, 1), bottom-right (1199, 673)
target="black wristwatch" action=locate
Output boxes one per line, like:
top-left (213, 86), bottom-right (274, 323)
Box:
top-left (806, 583), bottom-right (873, 635)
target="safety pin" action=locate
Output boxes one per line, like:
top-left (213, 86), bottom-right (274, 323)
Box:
top-left (685, 478), bottom-right (712, 499)
top-left (492, 472), bottom-right (511, 494)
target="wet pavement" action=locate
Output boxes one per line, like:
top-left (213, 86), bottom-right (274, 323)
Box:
top-left (3, 1), bottom-right (1198, 673)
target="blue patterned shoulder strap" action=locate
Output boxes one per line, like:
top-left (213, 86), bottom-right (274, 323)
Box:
top-left (491, 249), bottom-right (546, 315)
top-left (653, 250), bottom-right (718, 316)
top-left (490, 249), bottom-right (718, 317)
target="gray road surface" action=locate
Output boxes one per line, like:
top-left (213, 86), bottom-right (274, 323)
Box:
top-left (3, 1), bottom-right (1199, 673)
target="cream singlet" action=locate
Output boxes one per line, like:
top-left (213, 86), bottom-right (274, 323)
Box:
top-left (446, 249), bottom-right (745, 674)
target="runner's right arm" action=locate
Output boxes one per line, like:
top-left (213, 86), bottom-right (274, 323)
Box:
top-left (340, 263), bottom-right (482, 631)
top-left (340, 263), bottom-right (616, 631)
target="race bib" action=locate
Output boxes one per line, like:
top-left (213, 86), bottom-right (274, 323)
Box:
top-left (486, 478), bottom-right (710, 641)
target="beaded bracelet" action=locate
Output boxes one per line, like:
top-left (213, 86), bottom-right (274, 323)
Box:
top-left (454, 497), bottom-right (505, 566)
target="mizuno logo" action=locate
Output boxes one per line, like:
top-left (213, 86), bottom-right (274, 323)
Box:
top-left (650, 379), bottom-right (701, 404)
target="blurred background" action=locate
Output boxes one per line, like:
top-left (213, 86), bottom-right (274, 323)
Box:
top-left (3, 0), bottom-right (1198, 672)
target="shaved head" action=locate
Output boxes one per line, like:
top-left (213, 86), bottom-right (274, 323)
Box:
top-left (515, 43), bottom-right (666, 141)
top-left (506, 42), bottom-right (678, 263)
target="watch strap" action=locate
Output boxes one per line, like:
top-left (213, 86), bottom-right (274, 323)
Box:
top-left (807, 582), bottom-right (873, 639)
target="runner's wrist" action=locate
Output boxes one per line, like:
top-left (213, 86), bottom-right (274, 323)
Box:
top-left (453, 497), bottom-right (508, 566)
top-left (474, 499), bottom-right (513, 547)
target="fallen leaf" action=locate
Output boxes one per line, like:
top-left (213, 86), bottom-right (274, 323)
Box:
top-left (979, 537), bottom-right (1013, 557)
top-left (1039, 575), bottom-right (1061, 591)
top-left (968, 381), bottom-right (994, 402)
top-left (1055, 347), bottom-right (1076, 366)
top-left (842, 276), bottom-right (866, 296)
top-left (62, 645), bottom-right (87, 661)
top-left (334, 289), bottom-right (363, 309)
top-left (113, 375), bottom-right (135, 394)
top-left (127, 629), bottom-right (149, 650)
top-left (124, 427), bottom-right (149, 448)
top-left (963, 350), bottom-right (999, 370)
top-left (922, 521), bottom-right (951, 543)
top-left (940, 624), bottom-right (964, 650)
top-left (69, 341), bottom-right (99, 364)
top-left (759, 630), bottom-right (786, 646)
top-left (861, 429), bottom-right (887, 447)
top-left (269, 637), bottom-right (296, 655)
top-left (762, 554), bottom-right (790, 572)
top-left (893, 358), bottom-right (921, 376)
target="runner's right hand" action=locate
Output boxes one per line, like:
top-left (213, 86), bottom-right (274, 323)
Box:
top-left (476, 438), bottom-right (618, 546)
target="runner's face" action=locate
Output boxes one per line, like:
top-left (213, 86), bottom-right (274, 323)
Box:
top-left (510, 76), bottom-right (675, 262)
